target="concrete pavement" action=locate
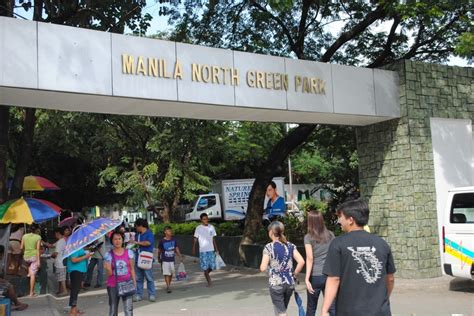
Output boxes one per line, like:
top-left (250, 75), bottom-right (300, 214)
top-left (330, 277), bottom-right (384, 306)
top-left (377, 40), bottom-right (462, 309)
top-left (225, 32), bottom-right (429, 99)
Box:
top-left (14, 257), bottom-right (474, 316)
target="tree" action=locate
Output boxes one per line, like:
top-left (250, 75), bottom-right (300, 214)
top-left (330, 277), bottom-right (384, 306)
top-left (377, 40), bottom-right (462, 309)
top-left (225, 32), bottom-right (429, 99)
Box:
top-left (0, 0), bottom-right (151, 202)
top-left (98, 117), bottom-right (229, 223)
top-left (164, 0), bottom-right (472, 262)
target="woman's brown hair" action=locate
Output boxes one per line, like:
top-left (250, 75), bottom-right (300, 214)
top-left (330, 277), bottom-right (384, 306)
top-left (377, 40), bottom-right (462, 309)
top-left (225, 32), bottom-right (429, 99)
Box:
top-left (307, 210), bottom-right (333, 243)
top-left (267, 221), bottom-right (288, 244)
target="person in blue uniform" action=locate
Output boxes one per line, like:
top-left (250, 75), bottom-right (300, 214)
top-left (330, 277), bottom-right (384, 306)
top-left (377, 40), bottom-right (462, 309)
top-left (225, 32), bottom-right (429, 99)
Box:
top-left (265, 181), bottom-right (285, 221)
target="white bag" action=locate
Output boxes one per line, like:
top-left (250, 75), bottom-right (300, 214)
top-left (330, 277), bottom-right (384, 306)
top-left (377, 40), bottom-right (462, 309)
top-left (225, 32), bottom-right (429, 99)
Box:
top-left (215, 254), bottom-right (226, 270)
top-left (176, 262), bottom-right (187, 281)
top-left (137, 251), bottom-right (153, 270)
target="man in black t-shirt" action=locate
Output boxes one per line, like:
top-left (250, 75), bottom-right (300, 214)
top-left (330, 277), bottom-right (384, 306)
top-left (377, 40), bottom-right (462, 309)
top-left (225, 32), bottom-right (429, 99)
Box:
top-left (321, 199), bottom-right (396, 316)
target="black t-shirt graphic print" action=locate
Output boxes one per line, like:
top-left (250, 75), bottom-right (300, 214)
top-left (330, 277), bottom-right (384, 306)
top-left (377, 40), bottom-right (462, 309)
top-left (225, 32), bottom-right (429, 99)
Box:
top-left (323, 230), bottom-right (396, 316)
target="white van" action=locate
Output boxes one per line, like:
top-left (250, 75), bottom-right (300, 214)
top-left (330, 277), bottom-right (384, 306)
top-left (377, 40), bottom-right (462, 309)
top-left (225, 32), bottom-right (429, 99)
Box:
top-left (442, 186), bottom-right (474, 279)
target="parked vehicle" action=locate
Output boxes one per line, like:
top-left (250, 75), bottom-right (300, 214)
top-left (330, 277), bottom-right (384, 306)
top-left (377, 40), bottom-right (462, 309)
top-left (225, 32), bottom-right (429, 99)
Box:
top-left (442, 186), bottom-right (474, 279)
top-left (185, 178), bottom-right (285, 222)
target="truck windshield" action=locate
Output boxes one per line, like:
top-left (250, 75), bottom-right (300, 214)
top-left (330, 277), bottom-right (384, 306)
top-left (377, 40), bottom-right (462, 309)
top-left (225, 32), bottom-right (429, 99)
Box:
top-left (450, 192), bottom-right (474, 224)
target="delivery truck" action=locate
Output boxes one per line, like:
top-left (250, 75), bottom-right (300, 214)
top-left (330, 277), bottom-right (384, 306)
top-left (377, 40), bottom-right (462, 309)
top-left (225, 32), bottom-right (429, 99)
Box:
top-left (184, 178), bottom-right (285, 221)
top-left (442, 186), bottom-right (474, 279)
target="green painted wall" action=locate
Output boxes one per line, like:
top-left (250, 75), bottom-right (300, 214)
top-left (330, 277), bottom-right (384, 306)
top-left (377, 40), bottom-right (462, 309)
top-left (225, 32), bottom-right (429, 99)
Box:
top-left (357, 61), bottom-right (473, 278)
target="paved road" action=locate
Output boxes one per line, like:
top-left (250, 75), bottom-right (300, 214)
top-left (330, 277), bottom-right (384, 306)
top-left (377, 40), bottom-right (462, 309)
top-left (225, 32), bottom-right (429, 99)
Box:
top-left (15, 257), bottom-right (474, 316)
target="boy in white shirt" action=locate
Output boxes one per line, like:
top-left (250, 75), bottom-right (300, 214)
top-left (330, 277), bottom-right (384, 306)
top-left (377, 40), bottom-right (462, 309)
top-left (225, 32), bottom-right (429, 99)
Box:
top-left (192, 213), bottom-right (219, 287)
top-left (51, 227), bottom-right (67, 296)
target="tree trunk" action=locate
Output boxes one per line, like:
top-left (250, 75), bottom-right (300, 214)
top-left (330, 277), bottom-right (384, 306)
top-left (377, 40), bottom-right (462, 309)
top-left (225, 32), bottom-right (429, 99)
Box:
top-left (239, 124), bottom-right (316, 263)
top-left (162, 202), bottom-right (171, 224)
top-left (10, 108), bottom-right (36, 199)
top-left (0, 0), bottom-right (13, 16)
top-left (0, 106), bottom-right (9, 203)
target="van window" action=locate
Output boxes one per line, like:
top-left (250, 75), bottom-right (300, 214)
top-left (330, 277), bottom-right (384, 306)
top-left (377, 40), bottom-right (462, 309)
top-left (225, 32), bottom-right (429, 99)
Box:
top-left (450, 192), bottom-right (474, 224)
top-left (197, 196), bottom-right (217, 211)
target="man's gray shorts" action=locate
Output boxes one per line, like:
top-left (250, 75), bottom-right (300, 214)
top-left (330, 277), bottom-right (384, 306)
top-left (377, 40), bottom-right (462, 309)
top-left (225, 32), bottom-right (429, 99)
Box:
top-left (269, 284), bottom-right (294, 315)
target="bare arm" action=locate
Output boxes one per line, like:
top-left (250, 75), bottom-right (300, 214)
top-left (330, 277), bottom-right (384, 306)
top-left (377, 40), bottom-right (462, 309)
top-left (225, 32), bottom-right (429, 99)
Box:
top-left (130, 258), bottom-right (136, 287)
top-left (157, 247), bottom-right (162, 262)
top-left (104, 261), bottom-right (112, 277)
top-left (135, 240), bottom-right (150, 247)
top-left (36, 240), bottom-right (41, 266)
top-left (213, 237), bottom-right (219, 254)
top-left (386, 273), bottom-right (395, 296)
top-left (260, 253), bottom-right (270, 272)
top-left (175, 246), bottom-right (183, 259)
top-left (71, 253), bottom-right (92, 263)
top-left (293, 248), bottom-right (305, 277)
top-left (304, 244), bottom-right (314, 294)
top-left (20, 239), bottom-right (24, 252)
top-left (192, 237), bottom-right (197, 256)
top-left (321, 276), bottom-right (340, 316)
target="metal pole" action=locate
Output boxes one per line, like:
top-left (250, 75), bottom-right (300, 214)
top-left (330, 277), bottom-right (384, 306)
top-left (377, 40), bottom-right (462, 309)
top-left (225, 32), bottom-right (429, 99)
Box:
top-left (286, 124), bottom-right (293, 204)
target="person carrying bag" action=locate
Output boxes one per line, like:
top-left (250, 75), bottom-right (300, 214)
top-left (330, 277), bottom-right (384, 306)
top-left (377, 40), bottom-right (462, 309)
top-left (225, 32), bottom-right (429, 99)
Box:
top-left (104, 231), bottom-right (136, 316)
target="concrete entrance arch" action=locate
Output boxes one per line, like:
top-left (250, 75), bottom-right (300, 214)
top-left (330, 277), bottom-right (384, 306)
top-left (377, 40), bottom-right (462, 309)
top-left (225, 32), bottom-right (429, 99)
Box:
top-left (0, 17), bottom-right (399, 125)
top-left (1, 17), bottom-right (472, 278)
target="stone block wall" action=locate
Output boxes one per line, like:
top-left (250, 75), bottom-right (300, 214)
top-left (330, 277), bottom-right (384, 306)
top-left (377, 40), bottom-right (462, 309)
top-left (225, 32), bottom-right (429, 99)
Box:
top-left (357, 60), bottom-right (473, 278)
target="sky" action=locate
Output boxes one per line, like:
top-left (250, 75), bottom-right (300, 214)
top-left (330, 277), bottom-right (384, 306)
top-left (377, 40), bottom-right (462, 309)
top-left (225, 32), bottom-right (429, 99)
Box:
top-left (139, 3), bottom-right (470, 67)
top-left (12, 1), bottom-right (470, 67)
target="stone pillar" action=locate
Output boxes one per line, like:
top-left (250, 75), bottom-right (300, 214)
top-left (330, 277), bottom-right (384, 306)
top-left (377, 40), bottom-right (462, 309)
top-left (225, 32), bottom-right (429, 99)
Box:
top-left (357, 60), bottom-right (473, 278)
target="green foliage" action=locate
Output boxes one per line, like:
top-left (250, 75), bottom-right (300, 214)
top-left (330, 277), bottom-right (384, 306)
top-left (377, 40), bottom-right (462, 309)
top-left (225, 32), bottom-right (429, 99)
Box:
top-left (215, 222), bottom-right (242, 236)
top-left (151, 221), bottom-right (243, 237)
top-left (454, 32), bottom-right (474, 62)
top-left (300, 199), bottom-right (329, 214)
top-left (151, 222), bottom-right (200, 236)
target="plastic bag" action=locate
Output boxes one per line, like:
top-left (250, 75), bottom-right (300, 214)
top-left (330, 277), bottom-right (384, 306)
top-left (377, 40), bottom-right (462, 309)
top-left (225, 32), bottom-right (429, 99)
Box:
top-left (215, 254), bottom-right (226, 269)
top-left (176, 262), bottom-right (187, 281)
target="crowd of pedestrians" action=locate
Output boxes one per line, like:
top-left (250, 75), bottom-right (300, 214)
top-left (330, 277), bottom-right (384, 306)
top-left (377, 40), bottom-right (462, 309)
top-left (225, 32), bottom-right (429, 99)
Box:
top-left (259, 193), bottom-right (396, 316)
top-left (5, 180), bottom-right (396, 316)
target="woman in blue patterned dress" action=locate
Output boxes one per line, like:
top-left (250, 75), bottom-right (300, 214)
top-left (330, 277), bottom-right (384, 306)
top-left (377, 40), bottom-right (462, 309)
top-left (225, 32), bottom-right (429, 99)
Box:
top-left (260, 221), bottom-right (305, 316)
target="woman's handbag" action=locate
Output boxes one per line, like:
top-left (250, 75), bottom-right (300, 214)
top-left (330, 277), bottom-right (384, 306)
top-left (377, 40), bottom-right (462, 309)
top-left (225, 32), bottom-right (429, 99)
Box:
top-left (112, 251), bottom-right (136, 297)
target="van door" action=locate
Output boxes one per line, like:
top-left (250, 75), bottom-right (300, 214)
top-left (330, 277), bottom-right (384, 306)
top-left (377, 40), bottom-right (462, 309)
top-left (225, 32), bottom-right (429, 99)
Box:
top-left (444, 191), bottom-right (474, 279)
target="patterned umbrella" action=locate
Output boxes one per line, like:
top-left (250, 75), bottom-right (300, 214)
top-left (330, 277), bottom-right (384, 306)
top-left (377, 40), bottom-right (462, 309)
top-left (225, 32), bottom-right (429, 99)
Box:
top-left (0, 197), bottom-right (61, 224)
top-left (62, 218), bottom-right (122, 259)
top-left (22, 175), bottom-right (60, 191)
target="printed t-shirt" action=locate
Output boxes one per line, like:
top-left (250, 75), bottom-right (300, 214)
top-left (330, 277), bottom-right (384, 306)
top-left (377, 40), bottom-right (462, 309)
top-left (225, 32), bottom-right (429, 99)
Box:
top-left (104, 249), bottom-right (134, 287)
top-left (194, 224), bottom-right (216, 253)
top-left (159, 238), bottom-right (178, 262)
top-left (323, 230), bottom-right (396, 316)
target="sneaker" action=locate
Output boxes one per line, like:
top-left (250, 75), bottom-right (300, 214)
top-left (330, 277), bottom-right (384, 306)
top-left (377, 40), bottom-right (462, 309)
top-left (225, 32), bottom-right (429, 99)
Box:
top-left (149, 295), bottom-right (156, 302)
top-left (133, 295), bottom-right (142, 302)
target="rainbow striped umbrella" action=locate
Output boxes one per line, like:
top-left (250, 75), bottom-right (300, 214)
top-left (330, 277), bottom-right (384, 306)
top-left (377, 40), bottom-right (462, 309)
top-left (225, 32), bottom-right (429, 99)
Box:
top-left (23, 176), bottom-right (60, 191)
top-left (0, 197), bottom-right (61, 224)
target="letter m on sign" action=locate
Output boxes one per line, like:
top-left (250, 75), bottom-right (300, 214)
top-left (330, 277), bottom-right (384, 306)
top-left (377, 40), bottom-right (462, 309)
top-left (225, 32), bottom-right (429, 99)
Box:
top-left (122, 54), bottom-right (135, 74)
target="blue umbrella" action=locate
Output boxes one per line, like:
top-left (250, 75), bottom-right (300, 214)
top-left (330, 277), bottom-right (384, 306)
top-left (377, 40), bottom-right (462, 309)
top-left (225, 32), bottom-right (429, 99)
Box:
top-left (294, 291), bottom-right (305, 316)
top-left (62, 218), bottom-right (122, 259)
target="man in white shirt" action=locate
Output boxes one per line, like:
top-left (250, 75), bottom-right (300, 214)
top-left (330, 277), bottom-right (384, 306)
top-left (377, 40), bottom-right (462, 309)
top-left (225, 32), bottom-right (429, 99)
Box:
top-left (192, 213), bottom-right (219, 287)
top-left (51, 227), bottom-right (67, 296)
